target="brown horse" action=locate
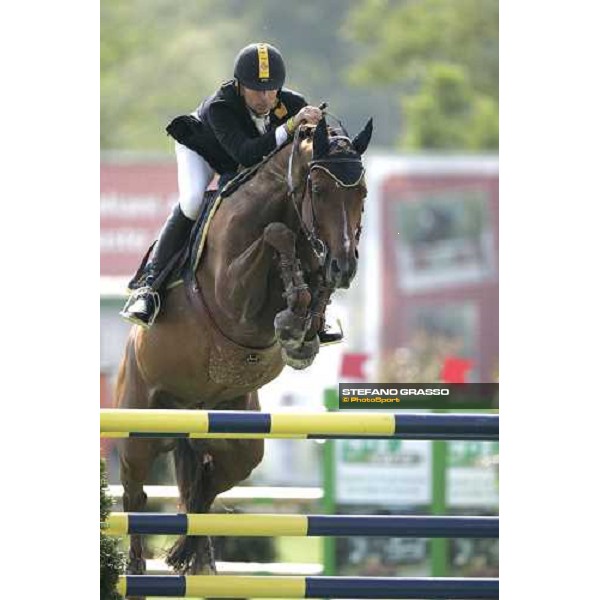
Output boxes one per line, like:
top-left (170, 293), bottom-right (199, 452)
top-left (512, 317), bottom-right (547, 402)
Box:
top-left (115, 117), bottom-right (372, 579)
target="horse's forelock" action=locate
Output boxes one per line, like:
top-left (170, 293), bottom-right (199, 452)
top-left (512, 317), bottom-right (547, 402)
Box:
top-left (328, 136), bottom-right (355, 156)
top-left (300, 124), bottom-right (363, 163)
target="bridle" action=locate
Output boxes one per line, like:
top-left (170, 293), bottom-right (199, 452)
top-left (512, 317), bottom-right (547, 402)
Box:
top-left (286, 126), bottom-right (365, 268)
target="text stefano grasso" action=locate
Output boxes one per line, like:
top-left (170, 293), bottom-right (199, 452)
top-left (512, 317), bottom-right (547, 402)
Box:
top-left (341, 388), bottom-right (450, 396)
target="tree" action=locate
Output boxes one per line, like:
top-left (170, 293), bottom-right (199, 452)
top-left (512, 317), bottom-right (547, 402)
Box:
top-left (100, 459), bottom-right (124, 600)
top-left (403, 64), bottom-right (498, 150)
top-left (101, 0), bottom-right (246, 151)
top-left (345, 0), bottom-right (498, 150)
top-left (101, 0), bottom-right (399, 150)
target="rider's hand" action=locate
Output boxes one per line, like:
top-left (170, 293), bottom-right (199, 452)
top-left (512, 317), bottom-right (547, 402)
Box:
top-left (293, 105), bottom-right (323, 129)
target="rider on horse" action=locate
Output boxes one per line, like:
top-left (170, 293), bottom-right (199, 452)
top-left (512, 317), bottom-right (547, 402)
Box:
top-left (120, 42), bottom-right (341, 344)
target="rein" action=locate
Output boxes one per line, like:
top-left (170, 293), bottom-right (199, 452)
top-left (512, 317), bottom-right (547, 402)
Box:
top-left (286, 127), bottom-right (327, 266)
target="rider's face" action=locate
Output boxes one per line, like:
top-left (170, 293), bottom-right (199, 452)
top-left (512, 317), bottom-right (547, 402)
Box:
top-left (240, 86), bottom-right (278, 116)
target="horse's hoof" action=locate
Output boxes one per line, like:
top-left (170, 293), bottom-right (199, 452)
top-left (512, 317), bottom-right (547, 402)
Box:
top-left (274, 309), bottom-right (309, 346)
top-left (126, 556), bottom-right (146, 575)
top-left (187, 536), bottom-right (217, 575)
top-left (282, 336), bottom-right (319, 369)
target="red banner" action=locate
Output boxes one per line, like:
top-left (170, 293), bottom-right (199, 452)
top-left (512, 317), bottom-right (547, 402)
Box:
top-left (100, 160), bottom-right (177, 276)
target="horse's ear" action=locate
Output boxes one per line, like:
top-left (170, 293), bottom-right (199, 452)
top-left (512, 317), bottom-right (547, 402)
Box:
top-left (312, 118), bottom-right (329, 160)
top-left (352, 118), bottom-right (373, 155)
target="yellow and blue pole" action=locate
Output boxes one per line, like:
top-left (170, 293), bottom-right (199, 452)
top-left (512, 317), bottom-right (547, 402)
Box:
top-left (105, 512), bottom-right (499, 538)
top-left (117, 574), bottom-right (500, 598)
top-left (100, 409), bottom-right (499, 440)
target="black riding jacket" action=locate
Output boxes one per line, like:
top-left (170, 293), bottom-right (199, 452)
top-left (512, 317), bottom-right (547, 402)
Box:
top-left (166, 80), bottom-right (307, 175)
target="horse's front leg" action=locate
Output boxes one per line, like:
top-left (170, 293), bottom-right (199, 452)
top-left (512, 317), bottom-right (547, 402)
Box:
top-left (215, 222), bottom-right (308, 323)
top-left (261, 223), bottom-right (320, 368)
top-left (304, 273), bottom-right (336, 341)
top-left (215, 222), bottom-right (318, 367)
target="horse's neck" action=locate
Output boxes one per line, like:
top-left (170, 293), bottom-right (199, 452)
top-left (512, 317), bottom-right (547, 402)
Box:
top-left (193, 145), bottom-right (307, 349)
top-left (260, 145), bottom-right (311, 224)
top-left (242, 146), bottom-right (296, 211)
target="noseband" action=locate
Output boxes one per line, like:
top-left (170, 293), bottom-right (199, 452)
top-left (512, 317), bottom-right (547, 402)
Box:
top-left (286, 131), bottom-right (365, 267)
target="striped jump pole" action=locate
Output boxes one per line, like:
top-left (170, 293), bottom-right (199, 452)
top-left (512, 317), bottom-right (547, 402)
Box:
top-left (117, 575), bottom-right (499, 599)
top-left (100, 410), bottom-right (499, 440)
top-left (106, 513), bottom-right (499, 538)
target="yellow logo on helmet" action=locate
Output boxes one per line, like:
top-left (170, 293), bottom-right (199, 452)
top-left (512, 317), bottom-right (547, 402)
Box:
top-left (257, 43), bottom-right (270, 80)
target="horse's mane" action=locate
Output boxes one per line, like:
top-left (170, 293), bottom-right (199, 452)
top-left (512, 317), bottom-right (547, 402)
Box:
top-left (219, 124), bottom-right (356, 199)
top-left (220, 130), bottom-right (307, 198)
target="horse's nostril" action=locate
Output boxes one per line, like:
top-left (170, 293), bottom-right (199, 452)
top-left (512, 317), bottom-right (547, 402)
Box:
top-left (331, 259), bottom-right (341, 273)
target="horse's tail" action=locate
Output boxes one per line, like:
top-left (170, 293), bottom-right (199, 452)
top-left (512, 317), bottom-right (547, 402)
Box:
top-left (172, 438), bottom-right (209, 511)
top-left (165, 438), bottom-right (216, 573)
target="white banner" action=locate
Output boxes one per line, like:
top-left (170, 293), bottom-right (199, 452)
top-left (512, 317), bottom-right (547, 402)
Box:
top-left (335, 439), bottom-right (431, 506)
top-left (335, 439), bottom-right (499, 509)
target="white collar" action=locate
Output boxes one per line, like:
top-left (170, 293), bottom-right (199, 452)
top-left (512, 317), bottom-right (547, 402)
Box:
top-left (248, 109), bottom-right (269, 134)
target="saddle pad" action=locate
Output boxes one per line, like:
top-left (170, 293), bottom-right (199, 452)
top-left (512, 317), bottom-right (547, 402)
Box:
top-left (167, 189), bottom-right (222, 289)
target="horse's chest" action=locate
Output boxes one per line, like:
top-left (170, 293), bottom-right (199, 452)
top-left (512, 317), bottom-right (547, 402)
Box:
top-left (136, 313), bottom-right (285, 402)
top-left (207, 339), bottom-right (284, 389)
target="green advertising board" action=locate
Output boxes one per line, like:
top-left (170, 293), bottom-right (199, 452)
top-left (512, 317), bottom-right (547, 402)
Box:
top-left (322, 389), bottom-right (498, 577)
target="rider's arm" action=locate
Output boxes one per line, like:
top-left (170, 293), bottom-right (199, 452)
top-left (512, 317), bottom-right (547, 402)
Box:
top-left (275, 124), bottom-right (290, 147)
top-left (208, 103), bottom-right (279, 168)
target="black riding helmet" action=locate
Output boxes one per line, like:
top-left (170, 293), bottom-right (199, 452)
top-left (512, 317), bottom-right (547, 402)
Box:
top-left (234, 43), bottom-right (286, 91)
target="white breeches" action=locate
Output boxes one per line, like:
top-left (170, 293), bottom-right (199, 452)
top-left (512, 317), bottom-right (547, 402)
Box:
top-left (175, 141), bottom-right (215, 220)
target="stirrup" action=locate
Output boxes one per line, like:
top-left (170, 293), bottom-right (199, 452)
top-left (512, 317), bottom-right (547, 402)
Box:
top-left (119, 286), bottom-right (161, 330)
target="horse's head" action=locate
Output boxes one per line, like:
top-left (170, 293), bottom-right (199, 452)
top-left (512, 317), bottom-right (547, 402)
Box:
top-left (290, 117), bottom-right (373, 289)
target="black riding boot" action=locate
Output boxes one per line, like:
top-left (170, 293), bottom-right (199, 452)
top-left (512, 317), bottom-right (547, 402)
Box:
top-left (120, 204), bottom-right (195, 329)
top-left (318, 319), bottom-right (344, 345)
